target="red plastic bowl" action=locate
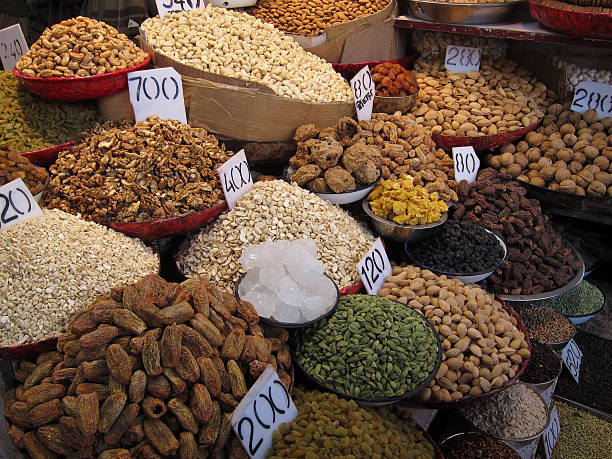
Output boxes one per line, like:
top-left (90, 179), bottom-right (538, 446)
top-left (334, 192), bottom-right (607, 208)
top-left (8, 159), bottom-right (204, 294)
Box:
top-left (432, 120), bottom-right (541, 151)
top-left (339, 282), bottom-right (364, 295)
top-left (529, 0), bottom-right (612, 38)
top-left (21, 141), bottom-right (74, 168)
top-left (13, 56), bottom-right (151, 100)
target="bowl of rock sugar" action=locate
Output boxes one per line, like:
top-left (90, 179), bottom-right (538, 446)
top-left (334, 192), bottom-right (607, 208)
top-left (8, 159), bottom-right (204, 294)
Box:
top-left (235, 238), bottom-right (340, 327)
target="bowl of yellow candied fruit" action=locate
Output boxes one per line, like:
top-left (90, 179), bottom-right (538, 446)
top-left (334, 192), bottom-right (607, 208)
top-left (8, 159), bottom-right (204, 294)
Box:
top-left (362, 175), bottom-right (448, 242)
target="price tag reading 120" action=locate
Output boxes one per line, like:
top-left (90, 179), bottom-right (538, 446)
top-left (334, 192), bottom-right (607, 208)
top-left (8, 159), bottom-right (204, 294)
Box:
top-left (542, 406), bottom-right (561, 459)
top-left (230, 366), bottom-right (298, 459)
top-left (445, 45), bottom-right (481, 74)
top-left (155, 0), bottom-right (204, 18)
top-left (0, 24), bottom-right (28, 71)
top-left (128, 67), bottom-right (187, 123)
top-left (561, 339), bottom-right (582, 383)
top-left (0, 178), bottom-right (43, 232)
top-left (357, 238), bottom-right (392, 295)
top-left (350, 65), bottom-right (374, 122)
top-left (218, 149), bottom-right (253, 209)
top-left (570, 81), bottom-right (612, 121)
top-left (452, 146), bottom-right (480, 183)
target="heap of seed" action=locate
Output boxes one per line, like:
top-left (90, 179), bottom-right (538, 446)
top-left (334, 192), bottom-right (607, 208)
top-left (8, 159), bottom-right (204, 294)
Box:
top-left (515, 306), bottom-right (575, 344)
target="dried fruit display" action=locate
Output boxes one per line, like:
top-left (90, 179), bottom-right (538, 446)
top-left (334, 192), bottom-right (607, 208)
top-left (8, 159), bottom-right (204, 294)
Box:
top-left (46, 117), bottom-right (233, 222)
top-left (371, 62), bottom-right (418, 97)
top-left (0, 145), bottom-right (48, 194)
top-left (5, 274), bottom-right (292, 457)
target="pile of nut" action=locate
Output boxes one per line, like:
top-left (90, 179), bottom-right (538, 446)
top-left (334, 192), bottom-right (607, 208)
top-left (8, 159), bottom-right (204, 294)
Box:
top-left (16, 17), bottom-right (148, 78)
top-left (489, 106), bottom-right (612, 197)
top-left (177, 180), bottom-right (375, 290)
top-left (0, 71), bottom-right (98, 152)
top-left (289, 118), bottom-right (382, 193)
top-left (0, 209), bottom-right (159, 347)
top-left (411, 57), bottom-right (553, 137)
top-left (4, 274), bottom-right (292, 457)
top-left (551, 55), bottom-right (612, 95)
top-left (247, 0), bottom-right (391, 36)
top-left (140, 7), bottom-right (352, 103)
top-left (411, 30), bottom-right (508, 60)
top-left (46, 117), bottom-right (232, 223)
top-left (371, 62), bottom-right (418, 97)
top-left (453, 169), bottom-right (581, 295)
top-left (378, 264), bottom-right (530, 402)
top-left (0, 145), bottom-right (48, 194)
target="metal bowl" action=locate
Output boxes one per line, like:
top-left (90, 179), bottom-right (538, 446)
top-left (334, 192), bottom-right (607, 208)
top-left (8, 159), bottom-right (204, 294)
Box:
top-left (373, 92), bottom-right (418, 115)
top-left (514, 305), bottom-right (576, 352)
top-left (405, 0), bottom-right (527, 25)
top-left (235, 273), bottom-right (340, 329)
top-left (362, 199), bottom-right (448, 243)
top-left (439, 432), bottom-right (521, 459)
top-left (540, 282), bottom-right (606, 326)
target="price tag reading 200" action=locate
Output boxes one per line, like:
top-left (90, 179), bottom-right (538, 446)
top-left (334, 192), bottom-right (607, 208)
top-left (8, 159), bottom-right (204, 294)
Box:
top-left (445, 45), bottom-right (481, 74)
top-left (350, 65), bottom-right (374, 122)
top-left (0, 178), bottom-right (43, 232)
top-left (230, 366), bottom-right (298, 459)
top-left (357, 238), bottom-right (392, 295)
top-left (128, 67), bottom-right (187, 123)
top-left (218, 149), bottom-right (253, 209)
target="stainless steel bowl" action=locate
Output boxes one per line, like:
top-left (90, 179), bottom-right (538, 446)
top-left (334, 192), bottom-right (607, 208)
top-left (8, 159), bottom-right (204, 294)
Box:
top-left (362, 199), bottom-right (447, 242)
top-left (404, 0), bottom-right (526, 24)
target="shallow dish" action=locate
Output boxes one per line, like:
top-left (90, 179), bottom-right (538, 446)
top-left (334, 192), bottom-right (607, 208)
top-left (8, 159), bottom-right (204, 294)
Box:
top-left (405, 0), bottom-right (527, 24)
top-left (362, 199), bottom-right (447, 243)
top-left (283, 166), bottom-right (382, 205)
top-left (432, 120), bottom-right (540, 151)
top-left (373, 93), bottom-right (418, 114)
top-left (235, 273), bottom-right (340, 328)
top-left (440, 432), bottom-right (521, 458)
top-left (539, 282), bottom-right (606, 326)
top-left (405, 227), bottom-right (508, 283)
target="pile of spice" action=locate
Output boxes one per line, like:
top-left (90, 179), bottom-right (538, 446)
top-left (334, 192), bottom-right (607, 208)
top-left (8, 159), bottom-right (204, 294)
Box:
top-left (409, 220), bottom-right (505, 273)
top-left (367, 175), bottom-right (448, 225)
top-left (269, 389), bottom-right (435, 458)
top-left (553, 401), bottom-right (612, 459)
top-left (0, 209), bottom-right (159, 346)
top-left (46, 117), bottom-right (232, 222)
top-left (295, 295), bottom-right (439, 399)
top-left (0, 71), bottom-right (98, 153)
top-left (520, 341), bottom-right (561, 384)
top-left (4, 274), bottom-right (292, 457)
top-left (177, 180), bottom-right (375, 290)
top-left (515, 305), bottom-right (575, 344)
top-left (541, 280), bottom-right (605, 317)
top-left (0, 144), bottom-right (48, 194)
top-left (440, 433), bottom-right (520, 459)
top-left (460, 383), bottom-right (547, 439)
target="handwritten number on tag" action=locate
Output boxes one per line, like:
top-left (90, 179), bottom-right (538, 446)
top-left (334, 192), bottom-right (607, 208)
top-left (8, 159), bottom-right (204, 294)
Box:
top-left (455, 150), bottom-right (477, 175)
top-left (446, 47), bottom-right (480, 67)
top-left (352, 70), bottom-right (372, 101)
top-left (361, 248), bottom-right (385, 291)
top-left (0, 179), bottom-right (42, 231)
top-left (128, 75), bottom-right (179, 102)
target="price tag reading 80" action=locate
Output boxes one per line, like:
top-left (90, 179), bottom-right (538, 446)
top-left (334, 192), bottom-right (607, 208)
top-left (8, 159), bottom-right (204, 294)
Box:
top-left (350, 66), bottom-right (375, 122)
top-left (570, 81), bottom-right (612, 121)
top-left (357, 238), bottom-right (392, 295)
top-left (452, 146), bottom-right (480, 184)
top-left (155, 0), bottom-right (204, 17)
top-left (230, 366), bottom-right (298, 459)
top-left (445, 45), bottom-right (482, 74)
top-left (128, 67), bottom-right (187, 123)
top-left (561, 338), bottom-right (582, 383)
top-left (542, 406), bottom-right (561, 459)
top-left (0, 178), bottom-right (43, 232)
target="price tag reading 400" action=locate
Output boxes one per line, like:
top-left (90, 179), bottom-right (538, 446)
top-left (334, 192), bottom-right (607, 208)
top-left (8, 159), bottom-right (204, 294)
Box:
top-left (128, 67), bottom-right (187, 123)
top-left (445, 45), bottom-right (481, 74)
top-left (155, 0), bottom-right (204, 17)
top-left (542, 406), bottom-right (561, 459)
top-left (0, 178), bottom-right (43, 232)
top-left (452, 146), bottom-right (480, 183)
top-left (570, 81), bottom-right (612, 121)
top-left (350, 65), bottom-right (374, 122)
top-left (561, 339), bottom-right (582, 383)
top-left (0, 24), bottom-right (28, 71)
top-left (218, 149), bottom-right (253, 209)
top-left (357, 238), bottom-right (392, 295)
top-left (230, 366), bottom-right (298, 459)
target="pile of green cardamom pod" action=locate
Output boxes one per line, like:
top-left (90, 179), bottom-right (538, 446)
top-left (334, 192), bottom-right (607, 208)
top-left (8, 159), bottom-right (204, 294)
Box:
top-left (295, 294), bottom-right (439, 399)
top-left (0, 71), bottom-right (98, 152)
top-left (268, 388), bottom-right (436, 458)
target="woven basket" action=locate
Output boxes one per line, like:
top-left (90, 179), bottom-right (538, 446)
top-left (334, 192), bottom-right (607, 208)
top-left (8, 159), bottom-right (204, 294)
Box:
top-left (432, 120), bottom-right (541, 151)
top-left (13, 56), bottom-right (151, 101)
top-left (529, 0), bottom-right (612, 37)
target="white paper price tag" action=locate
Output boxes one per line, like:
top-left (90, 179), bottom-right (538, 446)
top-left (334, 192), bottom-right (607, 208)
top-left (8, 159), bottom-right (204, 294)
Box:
top-left (570, 81), bottom-right (612, 120)
top-left (350, 66), bottom-right (374, 121)
top-left (445, 45), bottom-right (482, 74)
top-left (230, 366), bottom-right (298, 459)
top-left (542, 406), bottom-right (561, 459)
top-left (561, 339), bottom-right (582, 383)
top-left (128, 67), bottom-right (187, 123)
top-left (0, 24), bottom-right (28, 71)
top-left (218, 149), bottom-right (253, 209)
top-left (357, 238), bottom-right (392, 295)
top-left (0, 178), bottom-right (43, 232)
top-left (155, 0), bottom-right (205, 17)
top-left (452, 146), bottom-right (480, 183)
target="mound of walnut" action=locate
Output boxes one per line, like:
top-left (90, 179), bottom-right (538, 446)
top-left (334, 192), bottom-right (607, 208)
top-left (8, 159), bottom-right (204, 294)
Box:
top-left (4, 274), bottom-right (292, 458)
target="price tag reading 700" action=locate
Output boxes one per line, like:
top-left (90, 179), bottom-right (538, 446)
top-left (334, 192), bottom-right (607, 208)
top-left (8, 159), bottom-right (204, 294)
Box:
top-left (0, 178), bottom-right (43, 232)
top-left (350, 66), bottom-right (374, 122)
top-left (357, 238), bottom-right (392, 295)
top-left (155, 0), bottom-right (204, 17)
top-left (445, 45), bottom-right (481, 74)
top-left (128, 67), bottom-right (187, 123)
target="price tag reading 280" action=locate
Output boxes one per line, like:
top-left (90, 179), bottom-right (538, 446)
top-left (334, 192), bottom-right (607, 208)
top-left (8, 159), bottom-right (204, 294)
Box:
top-left (350, 65), bottom-right (374, 122)
top-left (445, 45), bottom-right (481, 74)
top-left (230, 366), bottom-right (298, 459)
top-left (452, 146), bottom-right (480, 184)
top-left (0, 178), bottom-right (43, 232)
top-left (218, 149), bottom-right (253, 209)
top-left (570, 81), bottom-right (612, 121)
top-left (0, 24), bottom-right (28, 71)
top-left (128, 67), bottom-right (187, 123)
top-left (561, 338), bottom-right (582, 383)
top-left (357, 238), bottom-right (392, 295)
top-left (155, 0), bottom-right (204, 18)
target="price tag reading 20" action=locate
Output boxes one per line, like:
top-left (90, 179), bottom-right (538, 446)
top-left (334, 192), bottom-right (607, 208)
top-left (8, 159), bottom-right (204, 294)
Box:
top-left (155, 0), bottom-right (204, 18)
top-left (445, 45), bottom-right (481, 74)
top-left (218, 149), bottom-right (253, 209)
top-left (230, 366), bottom-right (298, 459)
top-left (128, 67), bottom-right (187, 123)
top-left (561, 338), bottom-right (582, 383)
top-left (0, 178), bottom-right (43, 232)
top-left (452, 146), bottom-right (480, 184)
top-left (357, 238), bottom-right (392, 295)
top-left (350, 65), bottom-right (374, 122)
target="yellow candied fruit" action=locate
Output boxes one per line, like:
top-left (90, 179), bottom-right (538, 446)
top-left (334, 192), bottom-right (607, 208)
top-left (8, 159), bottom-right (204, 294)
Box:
top-left (367, 175), bottom-right (448, 225)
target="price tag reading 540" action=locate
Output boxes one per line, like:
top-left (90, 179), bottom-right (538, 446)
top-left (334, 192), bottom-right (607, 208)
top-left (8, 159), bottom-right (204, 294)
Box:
top-left (155, 0), bottom-right (204, 17)
top-left (128, 67), bottom-right (187, 123)
top-left (357, 238), bottom-right (392, 295)
top-left (0, 178), bottom-right (43, 232)
top-left (561, 339), bottom-right (582, 383)
top-left (218, 149), bottom-right (253, 209)
top-left (351, 65), bottom-right (374, 122)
